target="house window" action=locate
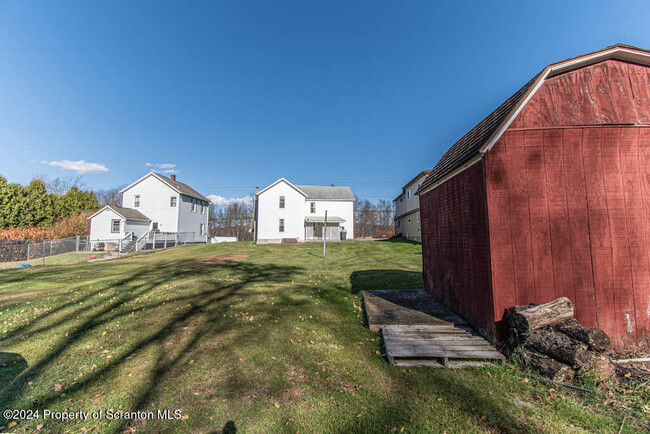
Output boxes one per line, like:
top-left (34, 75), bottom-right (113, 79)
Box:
top-left (152, 222), bottom-right (159, 231)
top-left (310, 202), bottom-right (315, 213)
top-left (407, 190), bottom-right (411, 199)
top-left (200, 223), bottom-right (205, 235)
top-left (191, 200), bottom-right (197, 212)
top-left (170, 197), bottom-right (177, 207)
top-left (408, 218), bottom-right (411, 223)
top-left (279, 219), bottom-right (285, 232)
top-left (134, 195), bottom-right (140, 207)
top-left (111, 219), bottom-right (120, 233)
top-left (279, 196), bottom-right (285, 208)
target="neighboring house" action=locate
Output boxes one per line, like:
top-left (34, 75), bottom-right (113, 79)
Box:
top-left (254, 178), bottom-right (355, 243)
top-left (416, 44), bottom-right (650, 348)
top-left (88, 172), bottom-right (210, 244)
top-left (393, 170), bottom-right (431, 242)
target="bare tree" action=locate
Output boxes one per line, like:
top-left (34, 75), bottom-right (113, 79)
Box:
top-left (354, 197), bottom-right (395, 238)
top-left (95, 187), bottom-right (123, 207)
top-left (209, 201), bottom-right (254, 241)
top-left (34, 173), bottom-right (85, 195)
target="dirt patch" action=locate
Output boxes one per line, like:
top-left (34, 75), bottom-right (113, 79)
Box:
top-left (200, 254), bottom-right (249, 265)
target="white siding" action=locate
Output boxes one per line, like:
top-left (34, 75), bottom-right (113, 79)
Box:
top-left (89, 209), bottom-right (124, 240)
top-left (124, 220), bottom-right (150, 239)
top-left (177, 195), bottom-right (209, 242)
top-left (122, 176), bottom-right (179, 232)
top-left (257, 181), bottom-right (306, 241)
top-left (305, 200), bottom-right (354, 239)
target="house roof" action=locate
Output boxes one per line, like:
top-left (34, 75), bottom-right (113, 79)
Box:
top-left (416, 44), bottom-right (650, 195)
top-left (256, 178), bottom-right (355, 201)
top-left (295, 185), bottom-right (355, 201)
top-left (120, 172), bottom-right (210, 202)
top-left (88, 205), bottom-right (151, 221)
top-left (305, 216), bottom-right (346, 223)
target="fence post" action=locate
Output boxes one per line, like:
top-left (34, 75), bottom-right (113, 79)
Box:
top-left (50, 240), bottom-right (53, 257)
top-left (42, 242), bottom-right (45, 266)
top-left (75, 236), bottom-right (80, 252)
top-left (153, 233), bottom-right (156, 250)
top-left (26, 243), bottom-right (30, 261)
top-left (118, 239), bottom-right (121, 258)
top-left (164, 235), bottom-right (167, 249)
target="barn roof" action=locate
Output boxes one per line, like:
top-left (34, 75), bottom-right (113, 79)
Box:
top-left (417, 44), bottom-right (650, 195)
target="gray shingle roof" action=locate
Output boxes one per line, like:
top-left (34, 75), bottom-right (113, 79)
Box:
top-left (154, 173), bottom-right (210, 202)
top-left (110, 206), bottom-right (151, 221)
top-left (294, 185), bottom-right (355, 201)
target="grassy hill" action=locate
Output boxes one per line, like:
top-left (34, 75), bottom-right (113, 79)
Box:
top-left (0, 240), bottom-right (641, 432)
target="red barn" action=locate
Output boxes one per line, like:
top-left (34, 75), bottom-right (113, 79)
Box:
top-left (417, 45), bottom-right (650, 348)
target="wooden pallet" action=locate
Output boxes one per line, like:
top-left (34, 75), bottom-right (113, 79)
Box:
top-left (381, 325), bottom-right (505, 368)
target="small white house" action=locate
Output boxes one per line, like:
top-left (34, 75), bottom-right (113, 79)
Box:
top-left (254, 178), bottom-right (355, 244)
top-left (88, 172), bottom-right (210, 245)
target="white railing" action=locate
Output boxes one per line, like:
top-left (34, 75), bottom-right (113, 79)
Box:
top-left (135, 231), bottom-right (197, 251)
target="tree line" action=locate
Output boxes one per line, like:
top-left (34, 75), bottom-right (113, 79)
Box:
top-left (0, 175), bottom-right (98, 229)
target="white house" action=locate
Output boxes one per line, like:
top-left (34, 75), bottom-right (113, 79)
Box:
top-left (88, 172), bottom-right (210, 245)
top-left (254, 178), bottom-right (355, 244)
top-left (393, 169), bottom-right (431, 242)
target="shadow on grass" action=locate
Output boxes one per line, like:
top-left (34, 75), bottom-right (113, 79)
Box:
top-left (0, 353), bottom-right (27, 390)
top-left (0, 257), bottom-right (304, 432)
top-left (349, 269), bottom-right (423, 294)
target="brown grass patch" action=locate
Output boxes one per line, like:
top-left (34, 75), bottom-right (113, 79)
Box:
top-left (200, 254), bottom-right (249, 265)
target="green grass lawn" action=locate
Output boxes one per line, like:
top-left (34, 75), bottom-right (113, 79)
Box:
top-left (0, 240), bottom-right (643, 432)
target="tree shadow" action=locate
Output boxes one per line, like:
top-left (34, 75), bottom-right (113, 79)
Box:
top-left (0, 257), bottom-right (304, 432)
top-left (349, 269), bottom-right (423, 294)
top-left (0, 352), bottom-right (28, 390)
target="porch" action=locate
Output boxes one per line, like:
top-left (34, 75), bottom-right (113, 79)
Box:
top-left (304, 216), bottom-right (347, 242)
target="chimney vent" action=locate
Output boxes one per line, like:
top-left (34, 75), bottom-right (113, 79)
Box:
top-left (170, 174), bottom-right (176, 181)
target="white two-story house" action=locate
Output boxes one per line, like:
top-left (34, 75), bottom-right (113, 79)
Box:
top-left (254, 178), bottom-right (355, 244)
top-left (394, 169), bottom-right (431, 242)
top-left (88, 172), bottom-right (210, 245)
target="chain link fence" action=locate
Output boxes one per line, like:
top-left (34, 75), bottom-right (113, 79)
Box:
top-left (0, 236), bottom-right (90, 265)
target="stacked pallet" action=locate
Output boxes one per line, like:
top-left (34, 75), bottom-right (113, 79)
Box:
top-left (505, 297), bottom-right (613, 382)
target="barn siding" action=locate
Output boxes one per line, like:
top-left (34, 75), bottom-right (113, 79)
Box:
top-left (420, 161), bottom-right (494, 337)
top-left (486, 126), bottom-right (650, 348)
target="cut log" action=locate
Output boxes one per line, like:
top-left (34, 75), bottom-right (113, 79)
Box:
top-left (506, 297), bottom-right (574, 334)
top-left (524, 329), bottom-right (595, 371)
top-left (554, 319), bottom-right (610, 352)
top-left (513, 347), bottom-right (575, 382)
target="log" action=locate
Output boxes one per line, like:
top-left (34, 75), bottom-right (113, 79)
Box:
top-left (554, 319), bottom-right (610, 352)
top-left (513, 346), bottom-right (575, 382)
top-left (506, 297), bottom-right (574, 334)
top-left (524, 329), bottom-right (595, 371)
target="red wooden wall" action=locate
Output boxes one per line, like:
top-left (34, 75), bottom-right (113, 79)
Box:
top-left (485, 59), bottom-right (650, 348)
top-left (420, 161), bottom-right (495, 337)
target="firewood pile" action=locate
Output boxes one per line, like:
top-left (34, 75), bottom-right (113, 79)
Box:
top-left (505, 297), bottom-right (613, 382)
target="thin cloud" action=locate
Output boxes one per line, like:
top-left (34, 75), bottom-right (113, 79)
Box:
top-left (145, 162), bottom-right (176, 169)
top-left (162, 169), bottom-right (178, 174)
top-left (41, 160), bottom-right (109, 175)
top-left (207, 194), bottom-right (253, 206)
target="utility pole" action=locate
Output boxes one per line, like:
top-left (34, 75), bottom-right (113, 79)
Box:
top-left (323, 210), bottom-right (327, 257)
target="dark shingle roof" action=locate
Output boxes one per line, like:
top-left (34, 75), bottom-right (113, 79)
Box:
top-left (417, 73), bottom-right (540, 193)
top-left (294, 185), bottom-right (355, 201)
top-left (154, 173), bottom-right (210, 202)
top-left (110, 206), bottom-right (151, 221)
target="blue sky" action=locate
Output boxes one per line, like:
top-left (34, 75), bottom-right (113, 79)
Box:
top-left (1, 1), bottom-right (650, 204)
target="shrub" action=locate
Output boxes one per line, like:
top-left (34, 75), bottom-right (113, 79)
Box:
top-left (0, 211), bottom-right (94, 240)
